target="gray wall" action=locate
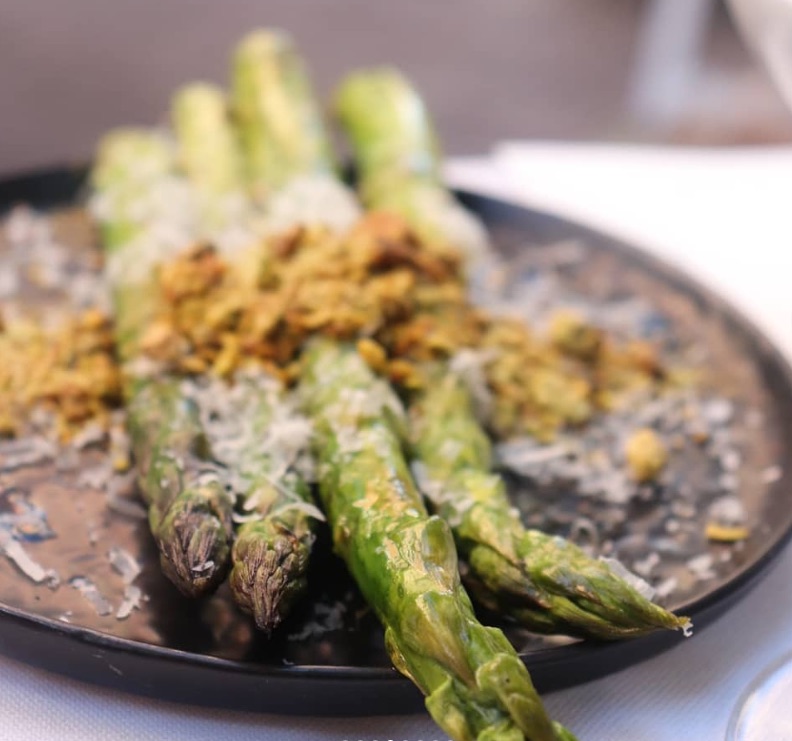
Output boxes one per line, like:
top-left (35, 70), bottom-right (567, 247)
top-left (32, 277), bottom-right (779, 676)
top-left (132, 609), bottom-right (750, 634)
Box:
top-left (0, 0), bottom-right (644, 174)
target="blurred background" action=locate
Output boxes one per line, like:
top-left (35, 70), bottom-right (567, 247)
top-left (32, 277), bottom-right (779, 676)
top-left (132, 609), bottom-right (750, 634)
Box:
top-left (2, 0), bottom-right (791, 175)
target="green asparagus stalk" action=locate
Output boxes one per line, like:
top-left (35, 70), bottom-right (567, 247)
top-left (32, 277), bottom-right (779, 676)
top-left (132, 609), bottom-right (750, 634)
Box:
top-left (330, 67), bottom-right (441, 184)
top-left (411, 370), bottom-right (689, 639)
top-left (91, 130), bottom-right (234, 597)
top-left (91, 129), bottom-right (174, 359)
top-left (334, 68), bottom-right (487, 261)
top-left (172, 83), bottom-right (244, 198)
top-left (300, 340), bottom-right (576, 741)
top-left (231, 29), bottom-right (334, 197)
top-left (334, 69), bottom-right (689, 640)
top-left (92, 130), bottom-right (172, 252)
top-left (230, 29), bottom-right (361, 239)
top-left (172, 77), bottom-right (320, 630)
top-left (229, 488), bottom-right (316, 631)
top-left (223, 377), bottom-right (317, 633)
top-left (126, 378), bottom-right (232, 595)
top-left (171, 82), bottom-right (250, 244)
top-left (188, 372), bottom-right (318, 633)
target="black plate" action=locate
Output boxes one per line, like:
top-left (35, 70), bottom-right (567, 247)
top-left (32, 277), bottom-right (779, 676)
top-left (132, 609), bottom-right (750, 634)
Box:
top-left (1, 166), bottom-right (792, 716)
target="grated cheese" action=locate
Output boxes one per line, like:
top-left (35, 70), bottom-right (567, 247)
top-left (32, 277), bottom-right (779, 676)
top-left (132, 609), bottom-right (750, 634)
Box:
top-left (598, 556), bottom-right (656, 601)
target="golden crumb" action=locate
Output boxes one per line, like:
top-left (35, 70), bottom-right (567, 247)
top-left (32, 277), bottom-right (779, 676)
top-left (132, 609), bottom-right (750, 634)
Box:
top-left (138, 320), bottom-right (178, 357)
top-left (119, 211), bottom-right (675, 443)
top-left (548, 309), bottom-right (603, 360)
top-left (625, 428), bottom-right (668, 483)
top-left (0, 311), bottom-right (122, 439)
top-left (387, 358), bottom-right (423, 389)
top-left (705, 523), bottom-right (750, 542)
top-left (357, 338), bottom-right (388, 373)
top-left (112, 453), bottom-right (132, 472)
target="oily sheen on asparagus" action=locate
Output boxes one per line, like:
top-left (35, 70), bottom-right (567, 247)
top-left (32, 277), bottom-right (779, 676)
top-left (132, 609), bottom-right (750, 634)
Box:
top-left (300, 340), bottom-right (576, 741)
top-left (232, 34), bottom-right (572, 736)
top-left (92, 131), bottom-right (234, 597)
top-left (333, 68), bottom-right (689, 640)
top-left (171, 57), bottom-right (326, 630)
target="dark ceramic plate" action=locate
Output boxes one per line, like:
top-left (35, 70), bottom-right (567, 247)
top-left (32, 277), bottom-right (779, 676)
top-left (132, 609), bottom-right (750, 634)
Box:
top-left (1, 166), bottom-right (792, 716)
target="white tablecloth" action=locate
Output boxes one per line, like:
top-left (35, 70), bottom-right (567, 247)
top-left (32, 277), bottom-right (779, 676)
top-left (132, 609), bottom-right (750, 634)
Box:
top-left (3, 144), bottom-right (792, 741)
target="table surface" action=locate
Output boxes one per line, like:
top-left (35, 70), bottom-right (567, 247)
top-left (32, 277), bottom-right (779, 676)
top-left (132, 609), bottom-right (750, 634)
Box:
top-left (3, 144), bottom-right (792, 741)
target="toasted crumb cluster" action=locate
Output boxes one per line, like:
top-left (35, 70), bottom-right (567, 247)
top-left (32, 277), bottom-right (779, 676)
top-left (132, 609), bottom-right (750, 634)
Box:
top-left (625, 427), bottom-right (669, 482)
top-left (137, 213), bottom-right (464, 381)
top-left (139, 212), bottom-right (674, 443)
top-left (0, 308), bottom-right (122, 438)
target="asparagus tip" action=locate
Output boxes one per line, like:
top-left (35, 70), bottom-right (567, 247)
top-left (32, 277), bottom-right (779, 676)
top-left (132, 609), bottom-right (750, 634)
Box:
top-left (233, 27), bottom-right (293, 60)
top-left (156, 488), bottom-right (233, 598)
top-left (230, 530), bottom-right (309, 633)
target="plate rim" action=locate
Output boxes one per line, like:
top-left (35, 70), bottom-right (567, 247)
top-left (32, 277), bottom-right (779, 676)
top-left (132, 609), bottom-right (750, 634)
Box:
top-left (2, 165), bottom-right (792, 713)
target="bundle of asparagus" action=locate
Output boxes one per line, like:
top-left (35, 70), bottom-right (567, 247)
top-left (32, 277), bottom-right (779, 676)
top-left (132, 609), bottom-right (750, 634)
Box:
top-left (88, 27), bottom-right (693, 741)
top-left (167, 82), bottom-right (319, 626)
top-left (333, 68), bottom-right (690, 641)
top-left (301, 340), bottom-right (576, 741)
top-left (91, 37), bottom-right (344, 629)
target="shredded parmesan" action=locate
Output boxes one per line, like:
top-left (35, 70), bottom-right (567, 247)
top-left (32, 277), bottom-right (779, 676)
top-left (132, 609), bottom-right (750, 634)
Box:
top-left (598, 556), bottom-right (656, 601)
top-left (0, 530), bottom-right (59, 586)
top-left (269, 500), bottom-right (326, 522)
top-left (262, 174), bottom-right (361, 237)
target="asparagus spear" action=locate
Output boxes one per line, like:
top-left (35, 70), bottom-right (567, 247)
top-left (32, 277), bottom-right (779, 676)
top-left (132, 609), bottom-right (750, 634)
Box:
top-left (231, 29), bottom-right (361, 237)
top-left (91, 130), bottom-right (234, 597)
top-left (91, 129), bottom-right (177, 359)
top-left (230, 37), bottom-right (567, 733)
top-left (126, 378), bottom-right (232, 595)
top-left (334, 69), bottom-right (689, 639)
top-left (330, 67), bottom-right (441, 184)
top-left (172, 77), bottom-right (323, 631)
top-left (334, 68), bottom-right (487, 261)
top-left (172, 82), bottom-right (244, 198)
top-left (231, 29), bottom-right (334, 196)
top-left (411, 370), bottom-right (689, 639)
top-left (189, 372), bottom-right (317, 633)
top-left (301, 340), bottom-right (576, 741)
top-left (171, 82), bottom-right (252, 249)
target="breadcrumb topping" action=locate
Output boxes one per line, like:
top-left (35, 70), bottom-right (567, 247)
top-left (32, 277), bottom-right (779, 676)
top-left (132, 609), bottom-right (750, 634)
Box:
top-left (0, 309), bottom-right (122, 439)
top-left (133, 211), bottom-right (673, 443)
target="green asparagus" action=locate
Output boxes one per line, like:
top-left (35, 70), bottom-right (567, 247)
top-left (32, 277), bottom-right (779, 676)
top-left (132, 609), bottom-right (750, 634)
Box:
top-left (172, 83), bottom-right (244, 198)
top-left (191, 373), bottom-right (318, 633)
top-left (91, 130), bottom-right (234, 597)
top-left (231, 29), bottom-right (334, 197)
top-left (171, 74), bottom-right (324, 630)
top-left (126, 378), bottom-right (232, 595)
top-left (330, 67), bottom-right (441, 185)
top-left (334, 68), bottom-right (689, 640)
top-left (91, 129), bottom-right (174, 360)
top-left (301, 340), bottom-right (575, 741)
top-left (334, 68), bottom-right (487, 261)
top-left (411, 370), bottom-right (689, 639)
